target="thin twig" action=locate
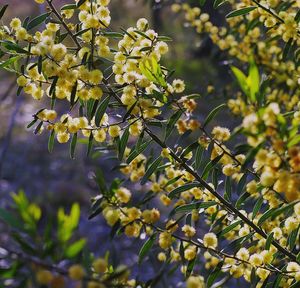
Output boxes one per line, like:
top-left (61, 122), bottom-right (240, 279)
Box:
top-left (144, 126), bottom-right (297, 263)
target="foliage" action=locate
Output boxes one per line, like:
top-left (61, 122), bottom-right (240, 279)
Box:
top-left (0, 0), bottom-right (300, 287)
top-left (0, 191), bottom-right (129, 287)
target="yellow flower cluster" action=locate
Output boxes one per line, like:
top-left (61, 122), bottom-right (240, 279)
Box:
top-left (172, 2), bottom-right (300, 98)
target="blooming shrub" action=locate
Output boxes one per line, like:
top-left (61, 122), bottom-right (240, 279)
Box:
top-left (1, 0), bottom-right (300, 287)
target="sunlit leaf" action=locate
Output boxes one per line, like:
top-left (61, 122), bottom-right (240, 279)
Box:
top-left (138, 233), bottom-right (156, 264)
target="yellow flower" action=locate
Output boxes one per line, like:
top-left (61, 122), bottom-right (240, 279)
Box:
top-left (116, 187), bottom-right (131, 203)
top-left (36, 270), bottom-right (53, 285)
top-left (157, 252), bottom-right (167, 262)
top-left (92, 258), bottom-right (107, 274)
top-left (136, 18), bottom-right (148, 30)
top-left (186, 275), bottom-right (205, 288)
top-left (203, 232), bottom-right (218, 248)
top-left (172, 79), bottom-right (185, 93)
top-left (103, 207), bottom-right (120, 226)
top-left (184, 245), bottom-right (197, 261)
top-left (158, 232), bottom-right (172, 249)
top-left (10, 18), bottom-right (21, 30)
top-left (57, 132), bottom-right (70, 143)
top-left (212, 126), bottom-right (231, 142)
top-left (108, 125), bottom-right (121, 138)
top-left (17, 75), bottom-right (28, 87)
top-left (68, 264), bottom-right (85, 281)
top-left (182, 225), bottom-right (196, 237)
top-left (249, 253), bottom-right (263, 267)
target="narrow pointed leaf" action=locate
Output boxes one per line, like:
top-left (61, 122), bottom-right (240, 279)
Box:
top-left (138, 233), bottom-right (157, 264)
top-left (27, 12), bottom-right (51, 30)
top-left (169, 182), bottom-right (200, 199)
top-left (48, 130), bottom-right (55, 153)
top-left (226, 6), bottom-right (257, 18)
top-left (95, 96), bottom-right (110, 126)
top-left (70, 133), bottom-right (78, 159)
top-left (118, 127), bottom-right (129, 160)
top-left (202, 104), bottom-right (226, 128)
top-left (141, 156), bottom-right (162, 185)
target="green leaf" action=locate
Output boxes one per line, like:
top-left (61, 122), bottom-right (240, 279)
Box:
top-left (213, 0), bottom-right (226, 8)
top-left (236, 173), bottom-right (247, 195)
top-left (139, 57), bottom-right (167, 87)
top-left (272, 274), bottom-right (283, 288)
top-left (49, 76), bottom-right (58, 96)
top-left (0, 208), bottom-right (23, 230)
top-left (252, 197), bottom-right (264, 220)
top-left (247, 57), bottom-right (260, 102)
top-left (61, 4), bottom-right (77, 10)
top-left (282, 38), bottom-right (293, 61)
top-left (186, 255), bottom-right (197, 278)
top-left (70, 81), bottom-right (78, 107)
top-left (202, 104), bottom-right (226, 128)
top-left (27, 12), bottom-right (51, 31)
top-left (141, 156), bottom-right (162, 185)
top-left (135, 30), bottom-right (152, 40)
top-left (102, 31), bottom-right (124, 38)
top-left (0, 5), bottom-right (8, 20)
top-left (157, 36), bottom-right (173, 42)
top-left (224, 176), bottom-right (232, 201)
top-left (138, 233), bottom-right (156, 264)
top-left (123, 101), bottom-right (137, 122)
top-left (181, 141), bottom-right (199, 159)
top-left (288, 134), bottom-right (300, 148)
top-left (226, 6), bottom-right (257, 18)
top-left (65, 238), bottom-right (86, 258)
top-left (163, 175), bottom-right (182, 188)
top-left (76, 0), bottom-right (87, 7)
top-left (126, 140), bottom-right (152, 164)
top-left (118, 127), bottom-right (129, 161)
top-left (1, 40), bottom-right (29, 54)
top-left (27, 118), bottom-right (38, 129)
top-left (88, 206), bottom-right (103, 220)
top-left (70, 133), bottom-right (78, 159)
top-left (0, 56), bottom-right (20, 69)
top-left (57, 203), bottom-right (80, 243)
top-left (219, 220), bottom-right (242, 237)
top-left (74, 28), bottom-right (91, 37)
top-left (295, 9), bottom-right (300, 23)
top-left (207, 261), bottom-right (223, 288)
top-left (165, 110), bottom-right (183, 140)
top-left (87, 132), bottom-right (94, 156)
top-left (258, 202), bottom-right (298, 226)
top-left (288, 225), bottom-right (300, 250)
top-left (297, 251), bottom-right (300, 263)
top-left (34, 121), bottom-right (43, 135)
top-left (108, 220), bottom-right (120, 239)
top-left (201, 153), bottom-right (223, 180)
top-left (194, 145), bottom-right (204, 170)
top-left (222, 232), bottom-right (254, 253)
top-left (290, 281), bottom-right (300, 288)
top-left (265, 232), bottom-right (274, 250)
top-left (37, 55), bottom-right (43, 74)
top-left (199, 0), bottom-right (206, 6)
top-left (231, 66), bottom-right (249, 97)
top-left (170, 201), bottom-right (217, 216)
top-left (48, 130), bottom-right (55, 153)
top-left (169, 182), bottom-right (200, 199)
top-left (12, 233), bottom-right (36, 254)
top-left (95, 96), bottom-right (110, 126)
top-left (242, 142), bottom-right (264, 169)
top-left (86, 99), bottom-right (98, 121)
